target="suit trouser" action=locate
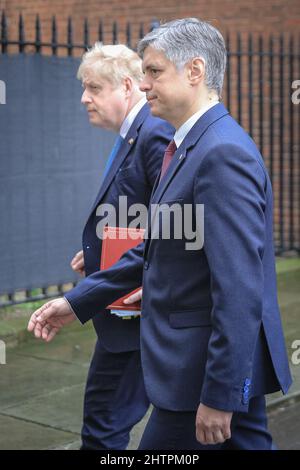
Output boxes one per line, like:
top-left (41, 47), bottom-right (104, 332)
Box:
top-left (81, 338), bottom-right (150, 450)
top-left (138, 396), bottom-right (274, 450)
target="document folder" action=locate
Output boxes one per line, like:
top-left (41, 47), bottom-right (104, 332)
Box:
top-left (100, 226), bottom-right (145, 316)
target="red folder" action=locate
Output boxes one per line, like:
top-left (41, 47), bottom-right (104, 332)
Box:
top-left (100, 226), bottom-right (145, 311)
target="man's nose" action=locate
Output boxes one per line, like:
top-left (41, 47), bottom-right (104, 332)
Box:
top-left (81, 89), bottom-right (91, 104)
top-left (139, 76), bottom-right (151, 93)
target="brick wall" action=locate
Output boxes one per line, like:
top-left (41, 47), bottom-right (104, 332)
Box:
top-left (0, 0), bottom-right (299, 50)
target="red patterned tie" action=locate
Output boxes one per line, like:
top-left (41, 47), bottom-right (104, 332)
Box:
top-left (159, 140), bottom-right (177, 181)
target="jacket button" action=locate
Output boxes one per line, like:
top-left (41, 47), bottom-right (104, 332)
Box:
top-left (242, 395), bottom-right (249, 405)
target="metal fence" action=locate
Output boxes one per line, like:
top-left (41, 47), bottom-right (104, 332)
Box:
top-left (0, 13), bottom-right (160, 54)
top-left (0, 13), bottom-right (299, 306)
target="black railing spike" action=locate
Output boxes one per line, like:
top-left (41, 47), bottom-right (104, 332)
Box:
top-left (35, 14), bottom-right (41, 53)
top-left (84, 17), bottom-right (89, 49)
top-left (126, 22), bottom-right (131, 48)
top-left (225, 32), bottom-right (231, 111)
top-left (279, 33), bottom-right (285, 250)
top-left (289, 32), bottom-right (294, 50)
top-left (236, 32), bottom-right (242, 125)
top-left (67, 16), bottom-right (73, 56)
top-left (289, 32), bottom-right (295, 249)
top-left (269, 34), bottom-right (274, 184)
top-left (225, 31), bottom-right (230, 48)
top-left (248, 32), bottom-right (252, 48)
top-left (1, 11), bottom-right (8, 53)
top-left (18, 13), bottom-right (24, 52)
top-left (51, 16), bottom-right (57, 55)
top-left (112, 21), bottom-right (118, 45)
top-left (248, 33), bottom-right (253, 138)
top-left (139, 23), bottom-right (144, 40)
top-left (98, 19), bottom-right (103, 43)
top-left (258, 34), bottom-right (264, 155)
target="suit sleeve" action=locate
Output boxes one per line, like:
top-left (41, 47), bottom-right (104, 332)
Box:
top-left (193, 136), bottom-right (268, 412)
top-left (65, 242), bottom-right (144, 324)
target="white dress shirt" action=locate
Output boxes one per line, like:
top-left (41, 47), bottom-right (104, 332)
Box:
top-left (119, 96), bottom-right (147, 139)
top-left (173, 101), bottom-right (219, 149)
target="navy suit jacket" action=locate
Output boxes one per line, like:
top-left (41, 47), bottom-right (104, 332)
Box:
top-left (66, 104), bottom-right (292, 412)
top-left (77, 103), bottom-right (174, 353)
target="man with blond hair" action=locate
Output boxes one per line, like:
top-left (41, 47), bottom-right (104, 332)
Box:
top-left (59, 43), bottom-right (173, 449)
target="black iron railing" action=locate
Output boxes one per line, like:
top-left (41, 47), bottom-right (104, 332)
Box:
top-left (0, 13), bottom-right (160, 54)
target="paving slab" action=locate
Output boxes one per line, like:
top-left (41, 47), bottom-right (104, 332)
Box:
top-left (1, 383), bottom-right (85, 434)
top-left (0, 415), bottom-right (78, 450)
top-left (0, 352), bottom-right (87, 410)
top-left (268, 399), bottom-right (300, 450)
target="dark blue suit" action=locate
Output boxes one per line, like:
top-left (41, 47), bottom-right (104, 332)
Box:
top-left (77, 103), bottom-right (174, 449)
top-left (66, 104), bottom-right (292, 449)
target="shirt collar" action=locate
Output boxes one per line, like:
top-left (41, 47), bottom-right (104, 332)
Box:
top-left (119, 97), bottom-right (147, 139)
top-left (174, 101), bottom-right (219, 149)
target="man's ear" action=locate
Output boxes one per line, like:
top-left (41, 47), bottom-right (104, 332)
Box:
top-left (188, 57), bottom-right (205, 86)
top-left (123, 77), bottom-right (133, 97)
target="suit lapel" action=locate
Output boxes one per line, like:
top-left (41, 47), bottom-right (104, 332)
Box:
top-left (90, 104), bottom-right (151, 214)
top-left (151, 103), bottom-right (229, 205)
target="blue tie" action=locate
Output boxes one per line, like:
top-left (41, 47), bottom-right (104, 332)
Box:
top-left (103, 135), bottom-right (124, 179)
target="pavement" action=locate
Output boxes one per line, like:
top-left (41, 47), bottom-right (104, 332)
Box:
top-left (0, 258), bottom-right (299, 450)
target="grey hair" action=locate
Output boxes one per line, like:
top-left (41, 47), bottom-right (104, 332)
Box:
top-left (137, 18), bottom-right (226, 97)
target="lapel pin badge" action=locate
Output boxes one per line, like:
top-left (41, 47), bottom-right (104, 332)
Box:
top-left (179, 154), bottom-right (183, 160)
top-left (128, 138), bottom-right (134, 145)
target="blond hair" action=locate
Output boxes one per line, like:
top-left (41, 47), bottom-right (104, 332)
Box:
top-left (77, 43), bottom-right (143, 87)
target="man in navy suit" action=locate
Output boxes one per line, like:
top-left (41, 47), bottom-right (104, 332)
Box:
top-left (54, 43), bottom-right (173, 450)
top-left (29, 19), bottom-right (292, 449)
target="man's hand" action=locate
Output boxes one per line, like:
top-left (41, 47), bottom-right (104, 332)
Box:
top-left (71, 250), bottom-right (85, 277)
top-left (196, 403), bottom-right (232, 445)
top-left (27, 298), bottom-right (77, 342)
top-left (123, 288), bottom-right (143, 305)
